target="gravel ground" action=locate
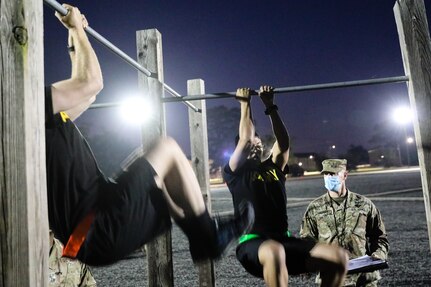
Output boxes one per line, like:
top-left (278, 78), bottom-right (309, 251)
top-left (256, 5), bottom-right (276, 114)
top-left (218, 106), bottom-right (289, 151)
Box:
top-left (92, 169), bottom-right (431, 286)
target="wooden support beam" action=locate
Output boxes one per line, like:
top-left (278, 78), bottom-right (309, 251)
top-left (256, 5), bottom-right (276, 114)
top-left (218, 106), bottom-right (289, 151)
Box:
top-left (136, 29), bottom-right (174, 286)
top-left (394, 0), bottom-right (431, 251)
top-left (187, 79), bottom-right (215, 286)
top-left (0, 0), bottom-right (49, 286)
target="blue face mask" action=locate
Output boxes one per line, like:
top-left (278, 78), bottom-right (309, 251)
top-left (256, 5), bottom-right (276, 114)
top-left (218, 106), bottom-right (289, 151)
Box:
top-left (324, 176), bottom-right (341, 193)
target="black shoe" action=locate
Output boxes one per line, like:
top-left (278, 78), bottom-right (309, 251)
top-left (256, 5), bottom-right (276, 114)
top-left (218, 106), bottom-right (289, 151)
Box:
top-left (209, 200), bottom-right (255, 259)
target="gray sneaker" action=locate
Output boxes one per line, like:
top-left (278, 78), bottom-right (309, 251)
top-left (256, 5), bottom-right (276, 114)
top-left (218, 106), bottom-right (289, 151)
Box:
top-left (210, 200), bottom-right (255, 259)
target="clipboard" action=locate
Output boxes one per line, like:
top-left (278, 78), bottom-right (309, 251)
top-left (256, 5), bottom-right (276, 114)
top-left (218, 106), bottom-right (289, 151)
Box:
top-left (347, 255), bottom-right (389, 274)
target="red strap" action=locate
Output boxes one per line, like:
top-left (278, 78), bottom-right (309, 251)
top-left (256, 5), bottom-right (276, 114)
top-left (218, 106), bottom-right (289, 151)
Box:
top-left (62, 212), bottom-right (95, 258)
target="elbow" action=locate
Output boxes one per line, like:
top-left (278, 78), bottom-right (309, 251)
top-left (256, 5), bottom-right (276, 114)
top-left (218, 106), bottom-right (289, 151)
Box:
top-left (83, 66), bottom-right (104, 95)
top-left (91, 71), bottom-right (104, 94)
top-left (94, 77), bottom-right (103, 94)
top-left (73, 78), bottom-right (102, 103)
top-left (83, 74), bottom-right (103, 96)
top-left (87, 95), bottom-right (97, 105)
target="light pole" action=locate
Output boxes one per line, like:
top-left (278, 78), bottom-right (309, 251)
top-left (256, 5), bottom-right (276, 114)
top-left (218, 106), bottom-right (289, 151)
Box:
top-left (396, 143), bottom-right (402, 166)
top-left (392, 106), bottom-right (413, 167)
top-left (406, 136), bottom-right (414, 167)
top-left (327, 145), bottom-right (336, 158)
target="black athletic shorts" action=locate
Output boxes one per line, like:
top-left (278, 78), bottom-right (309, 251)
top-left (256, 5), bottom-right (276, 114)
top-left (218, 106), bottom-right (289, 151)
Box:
top-left (236, 236), bottom-right (316, 277)
top-left (77, 157), bottom-right (172, 266)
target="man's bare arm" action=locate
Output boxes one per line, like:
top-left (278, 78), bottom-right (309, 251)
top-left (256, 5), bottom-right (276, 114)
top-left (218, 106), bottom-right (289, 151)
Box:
top-left (259, 85), bottom-right (289, 170)
top-left (229, 88), bottom-right (255, 172)
top-left (50, 4), bottom-right (103, 121)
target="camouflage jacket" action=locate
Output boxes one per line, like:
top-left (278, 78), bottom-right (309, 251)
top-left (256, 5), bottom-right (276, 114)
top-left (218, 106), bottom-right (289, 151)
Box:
top-left (49, 238), bottom-right (97, 287)
top-left (300, 190), bottom-right (389, 286)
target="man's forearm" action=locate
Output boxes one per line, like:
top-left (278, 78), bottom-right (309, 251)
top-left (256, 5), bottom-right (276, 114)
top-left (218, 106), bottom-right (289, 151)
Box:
top-left (268, 110), bottom-right (289, 152)
top-left (70, 27), bottom-right (103, 90)
top-left (239, 101), bottom-right (254, 142)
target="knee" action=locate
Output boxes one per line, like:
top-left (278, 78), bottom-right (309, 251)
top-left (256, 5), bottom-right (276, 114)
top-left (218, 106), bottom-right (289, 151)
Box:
top-left (158, 136), bottom-right (179, 149)
top-left (258, 240), bottom-right (286, 268)
top-left (156, 137), bottom-right (182, 155)
top-left (310, 243), bottom-right (348, 274)
top-left (332, 246), bottom-right (348, 273)
top-left (323, 245), bottom-right (348, 274)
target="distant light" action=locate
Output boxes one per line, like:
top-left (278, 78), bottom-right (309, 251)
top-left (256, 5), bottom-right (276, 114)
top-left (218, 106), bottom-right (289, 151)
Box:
top-left (298, 162), bottom-right (303, 166)
top-left (380, 155), bottom-right (385, 159)
top-left (406, 137), bottom-right (414, 144)
top-left (331, 145), bottom-right (336, 149)
top-left (223, 150), bottom-right (232, 158)
top-left (309, 155), bottom-right (314, 159)
top-left (120, 97), bottom-right (153, 124)
top-left (392, 106), bottom-right (413, 125)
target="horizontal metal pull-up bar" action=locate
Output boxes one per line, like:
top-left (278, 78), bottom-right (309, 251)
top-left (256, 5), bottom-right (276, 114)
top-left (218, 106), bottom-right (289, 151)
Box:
top-left (88, 75), bottom-right (410, 109)
top-left (161, 75), bottom-right (410, 102)
top-left (43, 0), bottom-right (200, 112)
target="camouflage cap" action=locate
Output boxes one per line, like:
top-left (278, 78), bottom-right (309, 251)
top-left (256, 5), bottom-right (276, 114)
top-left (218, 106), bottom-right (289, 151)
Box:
top-left (321, 159), bottom-right (347, 174)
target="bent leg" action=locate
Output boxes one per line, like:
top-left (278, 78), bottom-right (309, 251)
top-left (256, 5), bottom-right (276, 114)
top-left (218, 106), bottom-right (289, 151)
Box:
top-left (144, 137), bottom-right (206, 219)
top-left (143, 137), bottom-right (253, 262)
top-left (258, 240), bottom-right (288, 287)
top-left (305, 243), bottom-right (348, 287)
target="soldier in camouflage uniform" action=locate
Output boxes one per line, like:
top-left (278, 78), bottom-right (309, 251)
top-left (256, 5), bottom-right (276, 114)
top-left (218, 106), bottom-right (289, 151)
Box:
top-left (49, 231), bottom-right (97, 287)
top-left (300, 159), bottom-right (389, 287)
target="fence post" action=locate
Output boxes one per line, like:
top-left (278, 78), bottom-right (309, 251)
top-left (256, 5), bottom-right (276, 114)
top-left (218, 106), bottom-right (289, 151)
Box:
top-left (187, 79), bottom-right (215, 286)
top-left (394, 0), bottom-right (431, 251)
top-left (0, 0), bottom-right (48, 286)
top-left (136, 29), bottom-right (173, 286)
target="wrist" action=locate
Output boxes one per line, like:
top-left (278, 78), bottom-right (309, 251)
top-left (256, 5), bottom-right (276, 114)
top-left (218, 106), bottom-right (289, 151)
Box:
top-left (236, 96), bottom-right (251, 103)
top-left (70, 27), bottom-right (87, 38)
top-left (264, 104), bottom-right (278, 115)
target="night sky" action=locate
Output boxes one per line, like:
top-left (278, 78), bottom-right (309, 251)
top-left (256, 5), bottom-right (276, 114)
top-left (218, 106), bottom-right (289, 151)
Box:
top-left (43, 0), bottom-right (431, 163)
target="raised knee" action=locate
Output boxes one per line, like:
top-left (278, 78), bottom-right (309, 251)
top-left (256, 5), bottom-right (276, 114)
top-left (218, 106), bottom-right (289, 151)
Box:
top-left (156, 137), bottom-right (182, 154)
top-left (325, 245), bottom-right (348, 274)
top-left (334, 247), bottom-right (348, 272)
top-left (258, 240), bottom-right (286, 266)
top-left (158, 136), bottom-right (178, 148)
top-left (310, 244), bottom-right (348, 274)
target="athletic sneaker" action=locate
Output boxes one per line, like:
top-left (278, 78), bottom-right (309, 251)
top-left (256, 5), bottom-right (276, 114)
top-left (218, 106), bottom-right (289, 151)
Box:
top-left (209, 200), bottom-right (255, 259)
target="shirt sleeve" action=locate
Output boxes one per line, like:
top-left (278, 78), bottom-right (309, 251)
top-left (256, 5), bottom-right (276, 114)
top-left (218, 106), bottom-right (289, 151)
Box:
top-left (45, 86), bottom-right (55, 126)
top-left (222, 163), bottom-right (236, 186)
top-left (300, 204), bottom-right (318, 240)
top-left (367, 202), bottom-right (389, 260)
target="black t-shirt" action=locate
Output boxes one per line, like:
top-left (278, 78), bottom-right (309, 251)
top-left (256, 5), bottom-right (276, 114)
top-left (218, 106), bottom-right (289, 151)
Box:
top-left (223, 158), bottom-right (288, 236)
top-left (45, 87), bottom-right (107, 244)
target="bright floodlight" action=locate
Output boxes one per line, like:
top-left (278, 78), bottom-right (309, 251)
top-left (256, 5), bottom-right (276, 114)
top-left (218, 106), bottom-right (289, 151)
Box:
top-left (331, 145), bottom-right (336, 149)
top-left (223, 150), bottom-right (232, 158)
top-left (406, 137), bottom-right (414, 144)
top-left (120, 97), bottom-right (153, 124)
top-left (392, 106), bottom-right (413, 125)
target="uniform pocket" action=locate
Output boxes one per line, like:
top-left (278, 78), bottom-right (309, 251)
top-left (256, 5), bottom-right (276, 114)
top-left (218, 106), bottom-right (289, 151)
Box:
top-left (315, 211), bottom-right (335, 242)
top-left (347, 210), bottom-right (368, 256)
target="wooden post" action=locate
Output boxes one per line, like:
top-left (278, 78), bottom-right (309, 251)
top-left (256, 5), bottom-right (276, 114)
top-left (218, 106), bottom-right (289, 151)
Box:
top-left (0, 0), bottom-right (48, 286)
top-left (187, 79), bottom-right (215, 287)
top-left (394, 0), bottom-right (431, 251)
top-left (136, 29), bottom-right (173, 286)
